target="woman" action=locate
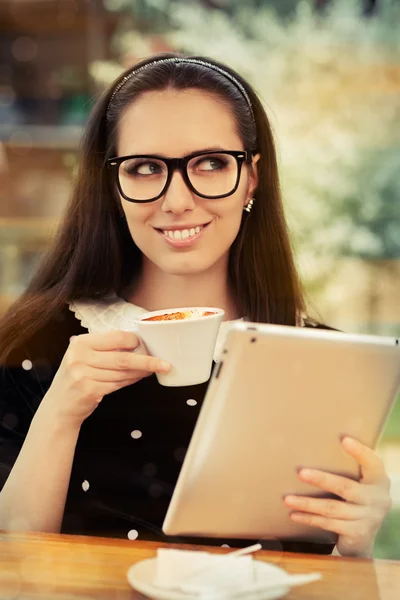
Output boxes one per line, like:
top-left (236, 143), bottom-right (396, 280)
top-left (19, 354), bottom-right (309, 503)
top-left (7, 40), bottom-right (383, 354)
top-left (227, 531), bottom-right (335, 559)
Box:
top-left (0, 53), bottom-right (391, 557)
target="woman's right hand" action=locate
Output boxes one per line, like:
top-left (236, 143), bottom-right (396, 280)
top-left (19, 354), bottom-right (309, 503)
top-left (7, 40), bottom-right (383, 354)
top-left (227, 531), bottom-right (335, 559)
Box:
top-left (39, 330), bottom-right (170, 428)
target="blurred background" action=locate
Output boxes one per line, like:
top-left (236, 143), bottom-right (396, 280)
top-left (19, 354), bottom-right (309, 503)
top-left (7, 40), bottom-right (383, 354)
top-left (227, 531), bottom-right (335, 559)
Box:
top-left (0, 0), bottom-right (399, 557)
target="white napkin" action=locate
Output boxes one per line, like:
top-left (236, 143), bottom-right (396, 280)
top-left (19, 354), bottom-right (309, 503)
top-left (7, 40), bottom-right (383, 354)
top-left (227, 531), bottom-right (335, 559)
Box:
top-left (154, 548), bottom-right (254, 593)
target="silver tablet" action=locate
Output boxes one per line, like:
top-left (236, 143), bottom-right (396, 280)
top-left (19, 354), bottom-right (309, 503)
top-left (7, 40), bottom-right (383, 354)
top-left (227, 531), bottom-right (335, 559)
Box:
top-left (163, 323), bottom-right (400, 544)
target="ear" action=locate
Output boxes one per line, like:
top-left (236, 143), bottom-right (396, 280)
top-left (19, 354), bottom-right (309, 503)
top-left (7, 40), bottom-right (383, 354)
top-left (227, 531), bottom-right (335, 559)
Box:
top-left (244, 153), bottom-right (260, 208)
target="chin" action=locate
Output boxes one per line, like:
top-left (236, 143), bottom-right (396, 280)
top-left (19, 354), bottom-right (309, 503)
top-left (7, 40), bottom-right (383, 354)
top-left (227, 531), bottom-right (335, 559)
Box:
top-left (164, 265), bottom-right (210, 277)
top-left (160, 257), bottom-right (214, 276)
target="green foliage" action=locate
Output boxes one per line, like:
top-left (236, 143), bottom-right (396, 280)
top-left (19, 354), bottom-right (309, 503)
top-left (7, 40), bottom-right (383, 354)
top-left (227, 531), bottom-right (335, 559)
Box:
top-left (340, 146), bottom-right (400, 260)
top-left (226, 0), bottom-right (305, 18)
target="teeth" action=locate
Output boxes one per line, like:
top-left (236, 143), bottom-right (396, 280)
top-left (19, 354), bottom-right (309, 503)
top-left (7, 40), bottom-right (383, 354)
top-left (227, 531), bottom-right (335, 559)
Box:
top-left (163, 225), bottom-right (204, 240)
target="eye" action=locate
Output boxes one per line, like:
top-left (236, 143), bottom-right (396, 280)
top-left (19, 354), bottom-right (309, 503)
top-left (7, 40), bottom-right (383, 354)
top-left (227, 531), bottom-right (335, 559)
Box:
top-left (122, 160), bottom-right (164, 176)
top-left (194, 156), bottom-right (228, 171)
top-left (136, 162), bottom-right (162, 176)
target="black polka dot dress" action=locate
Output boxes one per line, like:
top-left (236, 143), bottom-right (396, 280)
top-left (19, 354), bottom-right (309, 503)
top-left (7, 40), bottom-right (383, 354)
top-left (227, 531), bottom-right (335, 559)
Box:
top-left (0, 299), bottom-right (335, 555)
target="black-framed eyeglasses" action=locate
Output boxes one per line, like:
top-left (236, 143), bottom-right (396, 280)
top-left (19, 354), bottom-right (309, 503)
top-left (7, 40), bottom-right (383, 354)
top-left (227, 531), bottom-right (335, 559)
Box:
top-left (107, 150), bottom-right (251, 203)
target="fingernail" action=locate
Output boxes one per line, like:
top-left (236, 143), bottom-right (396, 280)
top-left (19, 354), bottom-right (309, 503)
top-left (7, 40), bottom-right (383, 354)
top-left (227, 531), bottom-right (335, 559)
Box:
top-left (159, 361), bottom-right (171, 372)
top-left (300, 469), bottom-right (313, 478)
top-left (342, 436), bottom-right (355, 446)
top-left (284, 495), bottom-right (296, 504)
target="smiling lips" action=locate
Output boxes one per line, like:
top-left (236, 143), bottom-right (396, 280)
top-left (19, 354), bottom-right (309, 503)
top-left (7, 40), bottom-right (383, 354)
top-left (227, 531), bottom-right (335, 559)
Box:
top-left (155, 222), bottom-right (210, 244)
top-left (162, 225), bottom-right (203, 241)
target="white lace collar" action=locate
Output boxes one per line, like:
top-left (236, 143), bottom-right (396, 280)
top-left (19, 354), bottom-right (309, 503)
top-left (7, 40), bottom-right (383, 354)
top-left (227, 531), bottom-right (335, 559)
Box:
top-left (69, 296), bottom-right (243, 363)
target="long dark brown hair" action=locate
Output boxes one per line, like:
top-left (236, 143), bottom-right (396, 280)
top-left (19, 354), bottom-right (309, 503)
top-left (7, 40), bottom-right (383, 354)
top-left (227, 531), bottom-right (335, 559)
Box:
top-left (0, 52), bottom-right (305, 364)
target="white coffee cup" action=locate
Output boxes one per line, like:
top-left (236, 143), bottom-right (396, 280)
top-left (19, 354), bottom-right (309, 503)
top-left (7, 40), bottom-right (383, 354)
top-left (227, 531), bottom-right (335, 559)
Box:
top-left (133, 307), bottom-right (225, 387)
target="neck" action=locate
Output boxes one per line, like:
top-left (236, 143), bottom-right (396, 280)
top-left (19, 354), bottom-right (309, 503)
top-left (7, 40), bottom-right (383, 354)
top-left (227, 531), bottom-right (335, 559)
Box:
top-left (127, 258), bottom-right (239, 322)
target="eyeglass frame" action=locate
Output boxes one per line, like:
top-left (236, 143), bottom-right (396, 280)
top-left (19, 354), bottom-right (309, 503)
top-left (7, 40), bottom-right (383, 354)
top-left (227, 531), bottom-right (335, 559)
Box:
top-left (107, 149), bottom-right (252, 203)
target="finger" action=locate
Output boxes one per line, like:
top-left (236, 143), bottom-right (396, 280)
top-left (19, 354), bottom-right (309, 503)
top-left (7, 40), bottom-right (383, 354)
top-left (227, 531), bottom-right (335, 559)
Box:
top-left (341, 437), bottom-right (387, 485)
top-left (87, 350), bottom-right (170, 373)
top-left (289, 511), bottom-right (353, 537)
top-left (284, 495), bottom-right (367, 521)
top-left (79, 366), bottom-right (147, 383)
top-left (73, 330), bottom-right (141, 352)
top-left (298, 469), bottom-right (367, 505)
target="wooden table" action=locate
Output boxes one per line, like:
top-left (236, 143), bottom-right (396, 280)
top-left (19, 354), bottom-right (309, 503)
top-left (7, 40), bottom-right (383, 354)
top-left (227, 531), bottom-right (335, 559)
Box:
top-left (0, 531), bottom-right (399, 600)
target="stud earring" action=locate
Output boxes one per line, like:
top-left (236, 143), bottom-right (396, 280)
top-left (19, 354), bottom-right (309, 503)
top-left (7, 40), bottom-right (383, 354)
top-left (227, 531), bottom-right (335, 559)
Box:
top-left (243, 197), bottom-right (255, 213)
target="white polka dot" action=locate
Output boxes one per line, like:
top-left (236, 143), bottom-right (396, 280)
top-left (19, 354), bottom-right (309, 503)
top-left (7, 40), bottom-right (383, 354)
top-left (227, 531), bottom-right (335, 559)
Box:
top-left (131, 430), bottom-right (142, 439)
top-left (127, 529), bottom-right (139, 540)
top-left (81, 480), bottom-right (90, 492)
top-left (22, 360), bottom-right (32, 371)
top-left (221, 544), bottom-right (230, 548)
top-left (186, 399), bottom-right (197, 406)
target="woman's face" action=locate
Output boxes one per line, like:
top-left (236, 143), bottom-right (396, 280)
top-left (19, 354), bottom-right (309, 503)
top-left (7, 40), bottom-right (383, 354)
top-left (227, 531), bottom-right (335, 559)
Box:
top-left (116, 88), bottom-right (258, 276)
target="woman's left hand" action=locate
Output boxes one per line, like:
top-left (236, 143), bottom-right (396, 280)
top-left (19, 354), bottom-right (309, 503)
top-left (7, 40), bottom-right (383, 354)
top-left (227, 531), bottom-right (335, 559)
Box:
top-left (283, 437), bottom-right (392, 558)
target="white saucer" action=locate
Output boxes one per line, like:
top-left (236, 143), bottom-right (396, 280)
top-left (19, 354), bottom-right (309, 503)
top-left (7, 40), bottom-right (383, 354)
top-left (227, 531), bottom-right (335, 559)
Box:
top-left (127, 558), bottom-right (292, 600)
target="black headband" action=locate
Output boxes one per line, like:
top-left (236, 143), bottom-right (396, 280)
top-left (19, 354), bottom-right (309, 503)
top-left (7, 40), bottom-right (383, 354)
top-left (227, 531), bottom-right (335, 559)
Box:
top-left (106, 57), bottom-right (256, 130)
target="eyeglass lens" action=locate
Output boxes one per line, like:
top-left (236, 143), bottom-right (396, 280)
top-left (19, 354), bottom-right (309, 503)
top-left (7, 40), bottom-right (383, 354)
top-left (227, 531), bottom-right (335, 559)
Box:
top-left (118, 153), bottom-right (239, 201)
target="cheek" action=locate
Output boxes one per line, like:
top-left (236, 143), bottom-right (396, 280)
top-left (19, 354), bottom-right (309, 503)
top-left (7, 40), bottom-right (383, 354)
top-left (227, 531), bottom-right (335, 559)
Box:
top-left (210, 200), bottom-right (245, 253)
top-left (224, 209), bottom-right (244, 245)
top-left (217, 192), bottom-right (246, 229)
top-left (122, 202), bottom-right (153, 239)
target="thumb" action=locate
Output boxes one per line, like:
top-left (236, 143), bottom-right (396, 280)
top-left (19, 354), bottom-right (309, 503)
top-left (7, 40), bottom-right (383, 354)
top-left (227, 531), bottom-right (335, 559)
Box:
top-left (342, 436), bottom-right (386, 485)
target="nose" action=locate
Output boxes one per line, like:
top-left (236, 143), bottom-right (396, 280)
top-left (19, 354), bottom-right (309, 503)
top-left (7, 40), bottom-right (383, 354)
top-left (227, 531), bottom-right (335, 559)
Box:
top-left (160, 169), bottom-right (196, 214)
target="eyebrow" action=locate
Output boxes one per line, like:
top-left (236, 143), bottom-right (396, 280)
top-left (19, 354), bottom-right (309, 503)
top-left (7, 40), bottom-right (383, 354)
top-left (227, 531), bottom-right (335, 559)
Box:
top-left (125, 146), bottom-right (232, 158)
